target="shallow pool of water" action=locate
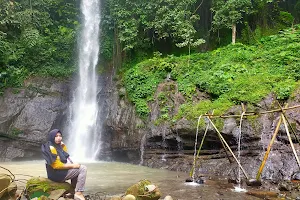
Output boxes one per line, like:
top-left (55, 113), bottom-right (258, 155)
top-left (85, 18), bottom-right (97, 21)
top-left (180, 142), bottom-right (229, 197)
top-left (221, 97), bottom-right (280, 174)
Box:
top-left (0, 161), bottom-right (263, 199)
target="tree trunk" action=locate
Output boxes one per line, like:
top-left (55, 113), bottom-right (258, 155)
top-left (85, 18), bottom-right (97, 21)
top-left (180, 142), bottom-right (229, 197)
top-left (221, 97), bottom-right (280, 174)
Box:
top-left (232, 23), bottom-right (236, 44)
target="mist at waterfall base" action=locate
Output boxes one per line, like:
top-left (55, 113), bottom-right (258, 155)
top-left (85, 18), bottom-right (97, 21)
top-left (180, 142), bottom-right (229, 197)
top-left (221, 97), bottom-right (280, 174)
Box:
top-left (66, 0), bottom-right (101, 161)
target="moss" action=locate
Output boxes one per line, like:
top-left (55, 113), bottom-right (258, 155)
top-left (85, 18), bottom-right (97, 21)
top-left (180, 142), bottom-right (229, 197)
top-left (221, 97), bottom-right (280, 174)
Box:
top-left (26, 177), bottom-right (72, 197)
top-left (10, 128), bottom-right (23, 136)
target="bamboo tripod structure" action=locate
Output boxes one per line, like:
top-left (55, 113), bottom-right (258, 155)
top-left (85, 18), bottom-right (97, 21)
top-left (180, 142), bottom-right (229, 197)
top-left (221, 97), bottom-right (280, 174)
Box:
top-left (191, 102), bottom-right (300, 183)
top-left (190, 110), bottom-right (249, 180)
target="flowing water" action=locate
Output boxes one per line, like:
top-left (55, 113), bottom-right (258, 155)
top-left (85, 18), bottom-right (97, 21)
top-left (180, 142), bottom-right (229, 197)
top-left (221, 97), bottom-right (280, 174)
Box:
top-left (191, 115), bottom-right (202, 182)
top-left (234, 111), bottom-right (247, 192)
top-left (0, 161), bottom-right (262, 200)
top-left (67, 0), bottom-right (101, 160)
top-left (139, 134), bottom-right (147, 165)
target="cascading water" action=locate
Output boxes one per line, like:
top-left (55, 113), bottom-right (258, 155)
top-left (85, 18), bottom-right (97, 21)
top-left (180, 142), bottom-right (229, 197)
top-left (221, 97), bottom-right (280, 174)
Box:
top-left (139, 134), bottom-right (147, 165)
top-left (161, 129), bottom-right (167, 162)
top-left (67, 0), bottom-right (101, 161)
top-left (233, 111), bottom-right (247, 192)
top-left (191, 115), bottom-right (202, 182)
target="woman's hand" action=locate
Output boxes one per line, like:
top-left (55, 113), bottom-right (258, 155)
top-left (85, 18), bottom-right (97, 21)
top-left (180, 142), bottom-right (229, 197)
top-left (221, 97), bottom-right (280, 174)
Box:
top-left (72, 163), bottom-right (81, 169)
top-left (61, 163), bottom-right (81, 169)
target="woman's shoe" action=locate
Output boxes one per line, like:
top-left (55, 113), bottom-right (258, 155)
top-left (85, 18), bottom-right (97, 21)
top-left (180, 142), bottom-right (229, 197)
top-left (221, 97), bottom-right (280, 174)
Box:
top-left (74, 194), bottom-right (85, 200)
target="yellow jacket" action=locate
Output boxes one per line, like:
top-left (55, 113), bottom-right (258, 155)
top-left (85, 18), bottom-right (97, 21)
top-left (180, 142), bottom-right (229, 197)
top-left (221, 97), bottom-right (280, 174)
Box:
top-left (49, 142), bottom-right (68, 169)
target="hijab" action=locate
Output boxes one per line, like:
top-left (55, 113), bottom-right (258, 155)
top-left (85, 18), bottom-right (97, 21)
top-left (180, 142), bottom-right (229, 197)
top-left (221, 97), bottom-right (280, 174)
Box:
top-left (48, 129), bottom-right (70, 163)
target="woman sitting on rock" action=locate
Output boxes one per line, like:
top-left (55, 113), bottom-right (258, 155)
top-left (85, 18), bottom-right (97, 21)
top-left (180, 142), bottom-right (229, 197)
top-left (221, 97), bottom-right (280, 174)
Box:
top-left (42, 129), bottom-right (87, 200)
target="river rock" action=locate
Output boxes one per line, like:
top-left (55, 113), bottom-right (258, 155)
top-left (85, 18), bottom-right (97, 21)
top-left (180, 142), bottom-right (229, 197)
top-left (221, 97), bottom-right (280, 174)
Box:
top-left (0, 174), bottom-right (17, 198)
top-left (163, 195), bottom-right (173, 200)
top-left (125, 179), bottom-right (161, 200)
top-left (123, 194), bottom-right (136, 200)
top-left (48, 189), bottom-right (66, 200)
top-left (110, 196), bottom-right (122, 200)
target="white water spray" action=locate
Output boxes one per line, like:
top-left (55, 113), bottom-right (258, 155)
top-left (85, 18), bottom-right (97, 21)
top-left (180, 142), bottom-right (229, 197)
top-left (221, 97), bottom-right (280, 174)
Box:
top-left (67, 0), bottom-right (101, 161)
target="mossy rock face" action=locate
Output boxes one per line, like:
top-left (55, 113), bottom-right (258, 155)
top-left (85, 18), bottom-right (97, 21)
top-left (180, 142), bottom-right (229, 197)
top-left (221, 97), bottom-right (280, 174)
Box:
top-left (26, 177), bottom-right (73, 198)
top-left (125, 179), bottom-right (161, 200)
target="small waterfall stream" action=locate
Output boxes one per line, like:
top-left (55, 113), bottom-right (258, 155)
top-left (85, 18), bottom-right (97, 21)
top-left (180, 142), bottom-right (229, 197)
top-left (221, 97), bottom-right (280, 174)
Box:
top-left (67, 0), bottom-right (101, 161)
top-left (234, 111), bottom-right (247, 192)
top-left (191, 115), bottom-right (202, 182)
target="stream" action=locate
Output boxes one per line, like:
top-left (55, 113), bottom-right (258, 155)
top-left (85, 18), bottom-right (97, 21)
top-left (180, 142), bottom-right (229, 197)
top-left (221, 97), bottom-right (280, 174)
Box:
top-left (0, 161), bottom-right (267, 200)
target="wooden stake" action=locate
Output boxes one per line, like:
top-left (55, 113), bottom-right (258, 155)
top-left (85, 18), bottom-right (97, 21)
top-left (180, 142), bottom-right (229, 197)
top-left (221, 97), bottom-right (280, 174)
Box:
top-left (282, 113), bottom-right (300, 168)
top-left (206, 117), bottom-right (249, 179)
top-left (256, 115), bottom-right (283, 180)
top-left (196, 120), bottom-right (210, 158)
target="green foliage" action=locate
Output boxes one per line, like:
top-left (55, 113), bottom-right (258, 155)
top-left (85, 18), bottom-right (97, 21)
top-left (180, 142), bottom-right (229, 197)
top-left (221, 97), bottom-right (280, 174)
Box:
top-left (124, 56), bottom-right (168, 117)
top-left (212, 0), bottom-right (252, 29)
top-left (123, 25), bottom-right (300, 119)
top-left (104, 0), bottom-right (202, 52)
top-left (0, 0), bottom-right (78, 92)
top-left (175, 98), bottom-right (233, 121)
top-left (273, 79), bottom-right (296, 100)
top-left (278, 11), bottom-right (294, 26)
top-left (37, 65), bottom-right (75, 78)
top-left (0, 66), bottom-right (29, 91)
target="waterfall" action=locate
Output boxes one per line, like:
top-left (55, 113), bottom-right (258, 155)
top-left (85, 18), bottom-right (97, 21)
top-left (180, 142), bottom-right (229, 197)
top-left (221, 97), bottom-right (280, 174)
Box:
top-left (67, 0), bottom-right (101, 161)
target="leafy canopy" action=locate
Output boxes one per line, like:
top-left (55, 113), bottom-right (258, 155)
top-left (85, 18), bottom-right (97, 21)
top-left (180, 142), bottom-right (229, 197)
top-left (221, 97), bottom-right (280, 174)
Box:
top-left (105, 0), bottom-right (203, 51)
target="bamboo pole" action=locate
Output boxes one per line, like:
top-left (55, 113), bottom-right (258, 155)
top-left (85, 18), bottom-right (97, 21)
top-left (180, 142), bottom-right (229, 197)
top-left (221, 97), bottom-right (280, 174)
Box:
top-left (282, 113), bottom-right (300, 168)
top-left (277, 102), bottom-right (300, 145)
top-left (219, 134), bottom-right (234, 164)
top-left (256, 115), bottom-right (283, 180)
top-left (189, 116), bottom-right (208, 178)
top-left (196, 119), bottom-right (210, 158)
top-left (194, 110), bottom-right (232, 161)
top-left (206, 117), bottom-right (249, 179)
top-left (197, 104), bottom-right (300, 119)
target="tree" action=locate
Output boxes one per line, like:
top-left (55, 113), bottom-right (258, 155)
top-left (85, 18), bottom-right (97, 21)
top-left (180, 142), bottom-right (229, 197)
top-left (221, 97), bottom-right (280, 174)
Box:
top-left (105, 0), bottom-right (204, 53)
top-left (212, 0), bottom-right (252, 44)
